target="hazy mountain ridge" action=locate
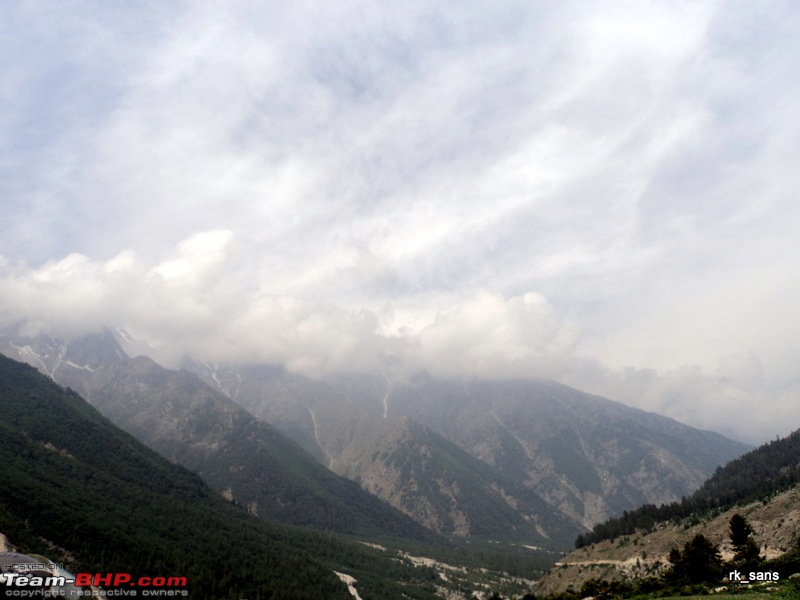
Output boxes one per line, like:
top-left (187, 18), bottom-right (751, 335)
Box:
top-left (0, 328), bottom-right (750, 551)
top-left (144, 355), bottom-right (576, 545)
top-left (383, 377), bottom-right (746, 526)
top-left (328, 413), bottom-right (576, 542)
top-left (187, 362), bottom-right (577, 545)
top-left (189, 363), bottom-right (749, 543)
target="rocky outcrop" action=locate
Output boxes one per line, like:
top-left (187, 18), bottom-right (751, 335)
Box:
top-left (192, 366), bottom-right (749, 542)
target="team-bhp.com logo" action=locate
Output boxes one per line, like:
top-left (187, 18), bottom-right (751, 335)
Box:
top-left (1, 553), bottom-right (188, 597)
top-left (4, 572), bottom-right (188, 593)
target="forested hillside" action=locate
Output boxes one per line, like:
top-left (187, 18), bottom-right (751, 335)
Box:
top-left (0, 354), bottom-right (456, 599)
top-left (0, 330), bottom-right (437, 543)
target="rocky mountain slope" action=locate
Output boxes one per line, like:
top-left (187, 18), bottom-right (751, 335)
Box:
top-left (189, 364), bottom-right (749, 544)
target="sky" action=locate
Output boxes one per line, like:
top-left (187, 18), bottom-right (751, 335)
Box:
top-left (1, 0), bottom-right (799, 444)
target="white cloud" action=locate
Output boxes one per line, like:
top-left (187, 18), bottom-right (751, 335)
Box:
top-left (2, 230), bottom-right (797, 444)
top-left (2, 1), bottom-right (800, 443)
top-left (571, 358), bottom-right (800, 445)
top-left (411, 290), bottom-right (579, 379)
top-left (0, 237), bottom-right (576, 378)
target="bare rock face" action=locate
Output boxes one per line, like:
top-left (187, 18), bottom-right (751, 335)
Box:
top-left (323, 414), bottom-right (567, 542)
top-left (190, 366), bottom-right (749, 546)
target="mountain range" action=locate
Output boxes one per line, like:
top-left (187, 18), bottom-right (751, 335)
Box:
top-left (0, 328), bottom-right (750, 551)
top-left (0, 351), bottom-right (574, 600)
top-left (189, 361), bottom-right (749, 544)
top-left (0, 328), bottom-right (432, 543)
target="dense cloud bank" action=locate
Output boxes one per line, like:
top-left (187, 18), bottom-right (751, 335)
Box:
top-left (1, 233), bottom-right (797, 445)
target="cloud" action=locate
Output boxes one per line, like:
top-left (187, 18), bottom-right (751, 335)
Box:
top-left (1, 230), bottom-right (797, 444)
top-left (2, 1), bottom-right (800, 443)
top-left (411, 290), bottom-right (579, 379)
top-left (571, 358), bottom-right (800, 445)
top-left (0, 234), bottom-right (575, 378)
top-left (0, 231), bottom-right (227, 339)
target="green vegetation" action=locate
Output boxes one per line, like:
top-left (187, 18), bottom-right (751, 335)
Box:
top-left (663, 533), bottom-right (723, 587)
top-left (730, 512), bottom-right (762, 571)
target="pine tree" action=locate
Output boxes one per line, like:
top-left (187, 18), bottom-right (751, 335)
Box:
top-left (665, 534), bottom-right (723, 586)
top-left (729, 513), bottom-right (761, 570)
